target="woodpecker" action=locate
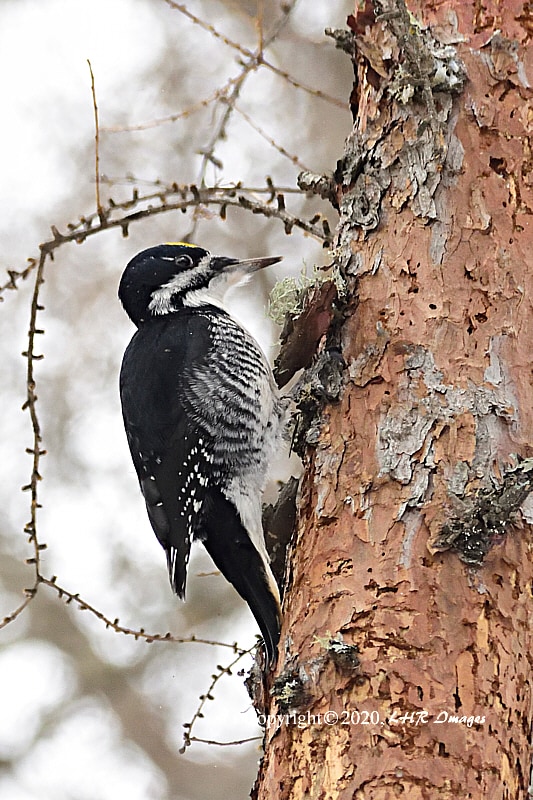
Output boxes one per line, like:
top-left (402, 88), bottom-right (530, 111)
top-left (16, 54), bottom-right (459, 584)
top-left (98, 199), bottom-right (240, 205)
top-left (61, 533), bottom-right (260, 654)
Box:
top-left (119, 242), bottom-right (285, 664)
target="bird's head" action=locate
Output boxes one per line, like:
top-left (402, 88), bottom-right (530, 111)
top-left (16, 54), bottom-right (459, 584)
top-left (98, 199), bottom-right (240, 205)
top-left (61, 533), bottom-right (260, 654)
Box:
top-left (119, 242), bottom-right (282, 325)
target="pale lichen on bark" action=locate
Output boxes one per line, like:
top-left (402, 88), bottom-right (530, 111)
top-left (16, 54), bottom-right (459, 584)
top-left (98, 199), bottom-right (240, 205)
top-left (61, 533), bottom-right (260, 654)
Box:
top-left (328, 0), bottom-right (466, 273)
top-left (374, 342), bottom-right (533, 562)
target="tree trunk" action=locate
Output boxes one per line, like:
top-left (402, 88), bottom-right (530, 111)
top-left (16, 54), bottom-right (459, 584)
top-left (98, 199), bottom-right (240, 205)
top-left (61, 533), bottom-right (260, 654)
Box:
top-left (255, 1), bottom-right (533, 797)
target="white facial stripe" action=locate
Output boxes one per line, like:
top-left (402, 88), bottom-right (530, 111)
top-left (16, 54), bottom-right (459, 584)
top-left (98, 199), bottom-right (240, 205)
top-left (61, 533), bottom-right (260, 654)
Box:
top-left (148, 254), bottom-right (212, 315)
top-left (182, 265), bottom-right (253, 309)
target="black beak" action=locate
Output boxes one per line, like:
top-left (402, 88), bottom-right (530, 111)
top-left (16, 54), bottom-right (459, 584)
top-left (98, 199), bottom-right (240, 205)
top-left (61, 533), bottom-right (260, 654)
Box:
top-left (210, 255), bottom-right (282, 274)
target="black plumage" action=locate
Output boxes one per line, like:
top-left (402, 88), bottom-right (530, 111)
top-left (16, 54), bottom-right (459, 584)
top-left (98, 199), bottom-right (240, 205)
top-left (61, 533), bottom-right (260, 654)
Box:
top-left (119, 243), bottom-right (284, 663)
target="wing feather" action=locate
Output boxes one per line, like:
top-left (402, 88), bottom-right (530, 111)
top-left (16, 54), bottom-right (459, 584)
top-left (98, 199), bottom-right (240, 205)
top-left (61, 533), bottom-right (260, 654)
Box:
top-left (120, 312), bottom-right (212, 596)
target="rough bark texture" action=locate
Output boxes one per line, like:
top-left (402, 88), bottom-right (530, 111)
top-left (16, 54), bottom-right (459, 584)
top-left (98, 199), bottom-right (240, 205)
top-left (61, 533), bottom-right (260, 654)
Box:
top-left (254, 1), bottom-right (533, 798)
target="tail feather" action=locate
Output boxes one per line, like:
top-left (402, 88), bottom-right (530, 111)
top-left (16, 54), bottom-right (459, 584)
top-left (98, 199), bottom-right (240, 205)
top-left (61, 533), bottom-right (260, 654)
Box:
top-left (201, 489), bottom-right (281, 665)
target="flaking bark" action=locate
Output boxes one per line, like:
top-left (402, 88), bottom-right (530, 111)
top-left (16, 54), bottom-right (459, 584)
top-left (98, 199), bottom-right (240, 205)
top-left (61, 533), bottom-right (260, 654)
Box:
top-left (254, 1), bottom-right (533, 798)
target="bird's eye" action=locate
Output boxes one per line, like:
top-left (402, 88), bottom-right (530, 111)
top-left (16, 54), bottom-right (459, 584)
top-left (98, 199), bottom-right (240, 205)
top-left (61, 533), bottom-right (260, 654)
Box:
top-left (176, 255), bottom-right (193, 268)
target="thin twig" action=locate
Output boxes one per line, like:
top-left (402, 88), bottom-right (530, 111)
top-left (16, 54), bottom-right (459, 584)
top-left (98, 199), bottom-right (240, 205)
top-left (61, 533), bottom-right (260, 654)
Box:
top-left (188, 735), bottom-right (262, 747)
top-left (21, 247), bottom-right (48, 576)
top-left (102, 61), bottom-right (344, 136)
top-left (99, 176), bottom-right (305, 193)
top-left (195, 65), bottom-right (250, 187)
top-left (161, 0), bottom-right (345, 108)
top-left (87, 60), bottom-right (102, 215)
top-left (186, 0), bottom-right (298, 239)
top-left (0, 593), bottom-right (37, 630)
top-left (180, 647), bottom-right (255, 752)
top-left (234, 104), bottom-right (313, 172)
top-left (39, 576), bottom-right (246, 650)
top-left (197, 0), bottom-right (298, 187)
top-left (102, 0), bottom-right (344, 145)
top-left (102, 77), bottom-right (243, 134)
top-left (0, 181), bottom-right (328, 302)
top-left (162, 0), bottom-right (251, 58)
top-left (2, 247), bottom-right (51, 633)
top-left (260, 56), bottom-right (346, 108)
top-left (256, 0), bottom-right (264, 53)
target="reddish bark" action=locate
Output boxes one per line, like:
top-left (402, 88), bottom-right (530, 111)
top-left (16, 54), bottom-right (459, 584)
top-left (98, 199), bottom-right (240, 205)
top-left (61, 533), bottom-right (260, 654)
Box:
top-left (255, 1), bottom-right (533, 798)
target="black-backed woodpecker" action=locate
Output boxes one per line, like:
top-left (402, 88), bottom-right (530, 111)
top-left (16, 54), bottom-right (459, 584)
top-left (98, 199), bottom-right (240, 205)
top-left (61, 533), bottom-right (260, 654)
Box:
top-left (119, 242), bottom-right (285, 664)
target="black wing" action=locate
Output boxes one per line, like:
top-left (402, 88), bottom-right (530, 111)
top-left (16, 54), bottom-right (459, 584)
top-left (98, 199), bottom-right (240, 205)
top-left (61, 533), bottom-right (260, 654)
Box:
top-left (200, 486), bottom-right (281, 664)
top-left (120, 312), bottom-right (213, 598)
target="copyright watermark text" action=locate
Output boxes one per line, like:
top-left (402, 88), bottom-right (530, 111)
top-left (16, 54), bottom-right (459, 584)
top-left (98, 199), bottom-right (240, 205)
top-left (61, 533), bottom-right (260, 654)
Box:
top-left (258, 709), bottom-right (486, 730)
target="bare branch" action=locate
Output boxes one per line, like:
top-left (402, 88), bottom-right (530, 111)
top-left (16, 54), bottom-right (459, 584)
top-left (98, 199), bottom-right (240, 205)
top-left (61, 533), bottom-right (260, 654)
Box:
top-left (87, 59), bottom-right (102, 216)
top-left (102, 81), bottom-right (241, 133)
top-left (0, 181), bottom-right (328, 301)
top-left (161, 0), bottom-right (253, 59)
top-left (188, 735), bottom-right (262, 747)
top-left (0, 592), bottom-right (37, 630)
top-left (234, 104), bottom-right (313, 172)
top-left (39, 575), bottom-right (247, 650)
top-left (258, 57), bottom-right (346, 109)
top-left (180, 647), bottom-right (256, 752)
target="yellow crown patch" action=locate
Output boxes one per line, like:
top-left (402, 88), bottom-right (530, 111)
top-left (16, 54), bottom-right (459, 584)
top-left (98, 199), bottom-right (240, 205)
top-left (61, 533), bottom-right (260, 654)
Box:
top-left (164, 241), bottom-right (198, 248)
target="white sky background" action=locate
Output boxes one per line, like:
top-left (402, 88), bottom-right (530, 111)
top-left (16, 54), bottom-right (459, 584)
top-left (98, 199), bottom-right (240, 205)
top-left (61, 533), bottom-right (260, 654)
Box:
top-left (0, 1), bottom-right (353, 798)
